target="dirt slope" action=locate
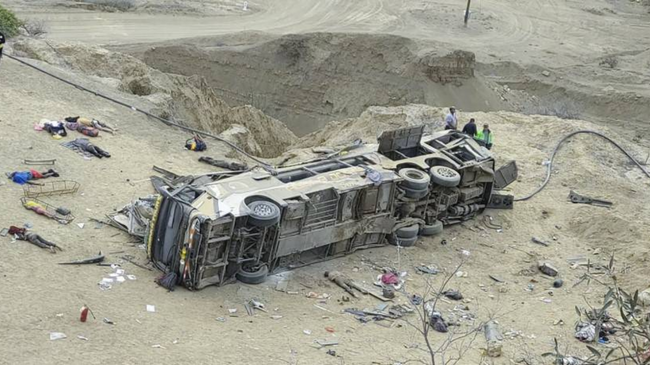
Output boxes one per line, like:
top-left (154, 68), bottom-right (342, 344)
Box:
top-left (131, 32), bottom-right (511, 136)
top-left (12, 38), bottom-right (297, 157)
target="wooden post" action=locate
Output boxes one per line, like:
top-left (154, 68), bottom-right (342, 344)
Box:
top-left (464, 0), bottom-right (472, 26)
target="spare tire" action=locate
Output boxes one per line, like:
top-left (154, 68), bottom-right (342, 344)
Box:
top-left (398, 168), bottom-right (430, 190)
top-left (396, 224), bottom-right (419, 238)
top-left (236, 265), bottom-right (269, 285)
top-left (396, 236), bottom-right (417, 247)
top-left (420, 220), bottom-right (443, 236)
top-left (247, 200), bottom-right (281, 227)
top-left (430, 166), bottom-right (461, 188)
top-left (401, 186), bottom-right (429, 199)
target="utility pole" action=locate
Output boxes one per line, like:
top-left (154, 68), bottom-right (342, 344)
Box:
top-left (464, 0), bottom-right (472, 26)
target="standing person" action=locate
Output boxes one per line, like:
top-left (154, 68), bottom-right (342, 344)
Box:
top-left (444, 107), bottom-right (458, 130)
top-left (462, 118), bottom-right (477, 136)
top-left (475, 124), bottom-right (494, 150)
top-left (0, 31), bottom-right (5, 60)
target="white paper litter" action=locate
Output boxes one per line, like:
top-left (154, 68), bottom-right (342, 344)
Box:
top-left (146, 305), bottom-right (156, 313)
top-left (50, 332), bottom-right (67, 341)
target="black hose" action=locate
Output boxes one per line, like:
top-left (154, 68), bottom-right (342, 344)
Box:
top-left (5, 53), bottom-right (275, 172)
top-left (515, 130), bottom-right (650, 201)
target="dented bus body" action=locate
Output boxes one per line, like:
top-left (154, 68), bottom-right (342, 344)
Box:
top-left (148, 127), bottom-right (517, 289)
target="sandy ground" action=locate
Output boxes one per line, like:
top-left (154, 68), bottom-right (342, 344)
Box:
top-left (2, 52), bottom-right (650, 364)
top-left (1, 0), bottom-right (650, 364)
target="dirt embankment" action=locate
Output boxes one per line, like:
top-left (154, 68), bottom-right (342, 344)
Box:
top-left (477, 58), bottom-right (650, 145)
top-left (130, 33), bottom-right (511, 136)
top-left (10, 0), bottom-right (260, 16)
top-left (12, 39), bottom-right (297, 158)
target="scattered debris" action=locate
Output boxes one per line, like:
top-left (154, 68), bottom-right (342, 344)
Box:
top-left (198, 156), bottom-right (247, 171)
top-left (107, 196), bottom-right (157, 237)
top-left (482, 215), bottom-right (503, 230)
top-left (326, 270), bottom-right (388, 301)
top-left (410, 294), bottom-right (423, 306)
top-left (538, 261), bottom-right (559, 277)
top-left (303, 329), bottom-right (312, 335)
top-left (314, 304), bottom-right (335, 314)
top-left (442, 290), bottom-right (463, 301)
top-left (275, 278), bottom-right (289, 292)
top-left (215, 317), bottom-right (226, 322)
top-left (23, 180), bottom-right (80, 198)
top-left (489, 275), bottom-right (504, 283)
top-left (306, 292), bottom-right (329, 299)
top-left (575, 322), bottom-right (596, 342)
top-left (103, 318), bottom-right (114, 325)
top-left (429, 311), bottom-right (448, 333)
top-left (23, 158), bottom-right (56, 165)
top-left (151, 344), bottom-right (166, 349)
top-left (79, 305), bottom-right (95, 322)
top-left (77, 335), bottom-right (88, 341)
top-left (553, 279), bottom-right (564, 288)
top-left (380, 272), bottom-right (399, 285)
top-left (382, 286), bottom-right (395, 299)
top-left (531, 237), bottom-right (550, 247)
top-left (415, 265), bottom-right (439, 275)
top-left (542, 70), bottom-right (551, 77)
top-left (484, 321), bottom-right (503, 357)
top-left (315, 339), bottom-right (338, 347)
top-left (49, 332), bottom-right (67, 341)
top-left (249, 299), bottom-right (267, 312)
top-left (568, 190), bottom-right (613, 208)
top-left (146, 305), bottom-right (156, 313)
top-left (326, 349), bottom-right (336, 356)
top-left (59, 252), bottom-right (105, 265)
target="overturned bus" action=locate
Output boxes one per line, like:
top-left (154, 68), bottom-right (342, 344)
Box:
top-left (147, 126), bottom-right (517, 290)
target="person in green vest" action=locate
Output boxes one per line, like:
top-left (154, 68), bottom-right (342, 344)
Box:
top-left (475, 124), bottom-right (493, 150)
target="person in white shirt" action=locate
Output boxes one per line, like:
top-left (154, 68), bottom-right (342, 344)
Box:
top-left (444, 107), bottom-right (458, 130)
